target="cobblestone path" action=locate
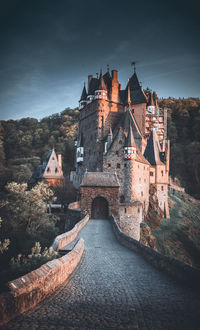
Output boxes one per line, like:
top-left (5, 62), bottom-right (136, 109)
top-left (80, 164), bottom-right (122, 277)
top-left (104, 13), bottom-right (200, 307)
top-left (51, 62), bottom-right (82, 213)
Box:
top-left (3, 220), bottom-right (200, 330)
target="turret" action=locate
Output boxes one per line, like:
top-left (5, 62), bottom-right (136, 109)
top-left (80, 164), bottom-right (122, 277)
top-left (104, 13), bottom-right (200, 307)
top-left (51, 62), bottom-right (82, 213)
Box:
top-left (123, 121), bottom-right (137, 203)
top-left (95, 71), bottom-right (108, 100)
top-left (124, 122), bottom-right (137, 160)
top-left (79, 84), bottom-right (87, 110)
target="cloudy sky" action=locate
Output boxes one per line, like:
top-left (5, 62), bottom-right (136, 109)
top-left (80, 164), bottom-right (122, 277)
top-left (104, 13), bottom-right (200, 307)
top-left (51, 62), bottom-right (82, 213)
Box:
top-left (0, 0), bottom-right (200, 120)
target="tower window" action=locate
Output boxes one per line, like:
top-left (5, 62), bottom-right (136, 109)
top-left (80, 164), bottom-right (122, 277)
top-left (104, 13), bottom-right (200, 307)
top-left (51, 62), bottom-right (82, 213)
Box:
top-left (150, 171), bottom-right (154, 176)
top-left (117, 163), bottom-right (121, 169)
top-left (125, 208), bottom-right (127, 213)
top-left (47, 167), bottom-right (51, 173)
top-left (141, 191), bottom-right (143, 196)
top-left (124, 164), bottom-right (127, 168)
top-left (138, 208), bottom-right (140, 213)
top-left (161, 170), bottom-right (164, 176)
top-left (55, 168), bottom-right (58, 173)
top-left (116, 151), bottom-right (119, 156)
top-left (119, 140), bottom-right (122, 144)
top-left (108, 163), bottom-right (111, 167)
top-left (161, 186), bottom-right (164, 191)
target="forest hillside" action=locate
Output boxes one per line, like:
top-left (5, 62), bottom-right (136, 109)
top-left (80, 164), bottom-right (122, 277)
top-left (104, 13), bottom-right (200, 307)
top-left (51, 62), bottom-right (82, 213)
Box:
top-left (0, 98), bottom-right (200, 199)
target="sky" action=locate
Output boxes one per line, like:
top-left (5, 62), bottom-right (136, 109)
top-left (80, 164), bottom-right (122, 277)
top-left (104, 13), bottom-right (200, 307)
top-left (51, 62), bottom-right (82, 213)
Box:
top-left (0, 0), bottom-right (200, 120)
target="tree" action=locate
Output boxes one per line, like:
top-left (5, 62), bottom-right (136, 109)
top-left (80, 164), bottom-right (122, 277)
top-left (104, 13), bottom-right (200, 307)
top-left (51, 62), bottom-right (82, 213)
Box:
top-left (0, 217), bottom-right (10, 254)
top-left (5, 182), bottom-right (58, 235)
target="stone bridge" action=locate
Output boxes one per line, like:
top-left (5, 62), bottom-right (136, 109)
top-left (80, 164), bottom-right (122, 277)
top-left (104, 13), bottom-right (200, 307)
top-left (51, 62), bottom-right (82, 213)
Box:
top-left (4, 219), bottom-right (200, 330)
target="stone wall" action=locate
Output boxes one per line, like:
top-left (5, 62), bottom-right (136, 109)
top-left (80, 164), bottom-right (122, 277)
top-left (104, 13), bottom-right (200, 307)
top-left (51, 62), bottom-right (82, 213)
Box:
top-left (0, 239), bottom-right (84, 326)
top-left (111, 216), bottom-right (200, 290)
top-left (81, 186), bottom-right (120, 219)
top-left (118, 202), bottom-right (143, 240)
top-left (53, 214), bottom-right (89, 251)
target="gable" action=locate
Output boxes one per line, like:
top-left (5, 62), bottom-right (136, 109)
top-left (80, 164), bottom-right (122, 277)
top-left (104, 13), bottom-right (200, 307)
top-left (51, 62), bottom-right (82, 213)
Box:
top-left (43, 150), bottom-right (63, 178)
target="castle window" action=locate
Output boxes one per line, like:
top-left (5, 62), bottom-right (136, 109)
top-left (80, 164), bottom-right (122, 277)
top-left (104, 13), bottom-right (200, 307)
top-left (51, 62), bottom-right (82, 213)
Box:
top-left (124, 208), bottom-right (127, 213)
top-left (141, 191), bottom-right (143, 196)
top-left (161, 170), bottom-right (164, 176)
top-left (161, 186), bottom-right (164, 191)
top-left (124, 164), bottom-right (127, 168)
top-left (138, 208), bottom-right (140, 213)
top-left (55, 168), bottom-right (58, 173)
top-left (108, 163), bottom-right (111, 167)
top-left (150, 171), bottom-right (154, 176)
top-left (47, 167), bottom-right (51, 173)
top-left (52, 157), bottom-right (55, 160)
top-left (117, 163), bottom-right (120, 169)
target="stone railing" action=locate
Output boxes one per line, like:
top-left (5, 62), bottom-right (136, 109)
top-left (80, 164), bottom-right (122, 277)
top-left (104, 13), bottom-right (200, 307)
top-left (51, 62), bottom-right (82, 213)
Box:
top-left (0, 214), bottom-right (89, 326)
top-left (111, 216), bottom-right (200, 291)
top-left (52, 214), bottom-right (89, 251)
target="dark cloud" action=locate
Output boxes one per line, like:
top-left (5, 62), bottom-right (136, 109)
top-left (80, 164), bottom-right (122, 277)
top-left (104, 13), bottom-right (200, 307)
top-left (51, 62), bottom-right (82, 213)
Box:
top-left (0, 0), bottom-right (200, 120)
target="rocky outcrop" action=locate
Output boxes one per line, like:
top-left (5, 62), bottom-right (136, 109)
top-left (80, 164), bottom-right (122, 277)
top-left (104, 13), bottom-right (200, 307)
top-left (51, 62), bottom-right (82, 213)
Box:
top-left (140, 222), bottom-right (156, 249)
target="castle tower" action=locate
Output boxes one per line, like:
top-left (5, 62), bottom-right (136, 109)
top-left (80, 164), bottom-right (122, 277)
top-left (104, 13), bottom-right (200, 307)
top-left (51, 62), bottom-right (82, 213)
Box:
top-left (123, 117), bottom-right (137, 203)
top-left (95, 71), bottom-right (108, 100)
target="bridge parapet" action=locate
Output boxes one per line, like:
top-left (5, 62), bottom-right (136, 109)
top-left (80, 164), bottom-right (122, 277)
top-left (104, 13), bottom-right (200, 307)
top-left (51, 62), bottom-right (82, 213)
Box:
top-left (111, 215), bottom-right (200, 291)
top-left (0, 214), bottom-right (89, 326)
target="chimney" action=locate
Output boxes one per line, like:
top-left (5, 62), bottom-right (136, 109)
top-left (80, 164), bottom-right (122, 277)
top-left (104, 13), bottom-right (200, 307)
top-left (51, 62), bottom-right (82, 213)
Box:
top-left (111, 70), bottom-right (119, 102)
top-left (58, 154), bottom-right (62, 171)
top-left (88, 75), bottom-right (93, 91)
top-left (112, 70), bottom-right (118, 81)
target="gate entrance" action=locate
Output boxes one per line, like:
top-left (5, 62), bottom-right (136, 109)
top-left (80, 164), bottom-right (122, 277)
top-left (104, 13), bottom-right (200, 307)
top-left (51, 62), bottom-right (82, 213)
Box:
top-left (91, 197), bottom-right (109, 219)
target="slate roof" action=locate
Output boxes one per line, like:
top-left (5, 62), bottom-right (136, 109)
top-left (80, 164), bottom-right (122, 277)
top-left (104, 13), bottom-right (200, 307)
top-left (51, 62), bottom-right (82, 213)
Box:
top-left (80, 84), bottom-right (87, 101)
top-left (88, 77), bottom-right (99, 95)
top-left (81, 172), bottom-right (120, 187)
top-left (125, 121), bottom-right (136, 147)
top-left (103, 71), bottom-right (112, 91)
top-left (144, 129), bottom-right (164, 165)
top-left (98, 73), bottom-right (107, 90)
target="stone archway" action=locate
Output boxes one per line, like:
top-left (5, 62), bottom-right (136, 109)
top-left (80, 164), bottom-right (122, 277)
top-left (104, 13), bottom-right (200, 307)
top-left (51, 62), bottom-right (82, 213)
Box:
top-left (91, 196), bottom-right (109, 219)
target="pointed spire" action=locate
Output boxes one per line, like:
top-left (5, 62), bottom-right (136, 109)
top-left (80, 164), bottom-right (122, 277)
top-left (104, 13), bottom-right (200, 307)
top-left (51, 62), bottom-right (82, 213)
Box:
top-left (127, 80), bottom-right (131, 107)
top-left (144, 129), bottom-right (163, 165)
top-left (147, 92), bottom-right (155, 106)
top-left (98, 71), bottom-right (107, 90)
top-left (80, 83), bottom-right (87, 101)
top-left (125, 122), bottom-right (136, 147)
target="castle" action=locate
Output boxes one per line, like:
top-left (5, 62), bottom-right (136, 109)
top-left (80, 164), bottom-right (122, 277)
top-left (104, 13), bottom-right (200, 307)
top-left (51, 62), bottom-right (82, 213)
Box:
top-left (71, 67), bottom-right (170, 240)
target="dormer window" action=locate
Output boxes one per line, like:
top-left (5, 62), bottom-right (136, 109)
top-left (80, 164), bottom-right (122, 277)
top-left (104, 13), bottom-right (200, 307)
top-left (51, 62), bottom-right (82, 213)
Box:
top-left (55, 168), bottom-right (58, 173)
top-left (47, 167), bottom-right (51, 173)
